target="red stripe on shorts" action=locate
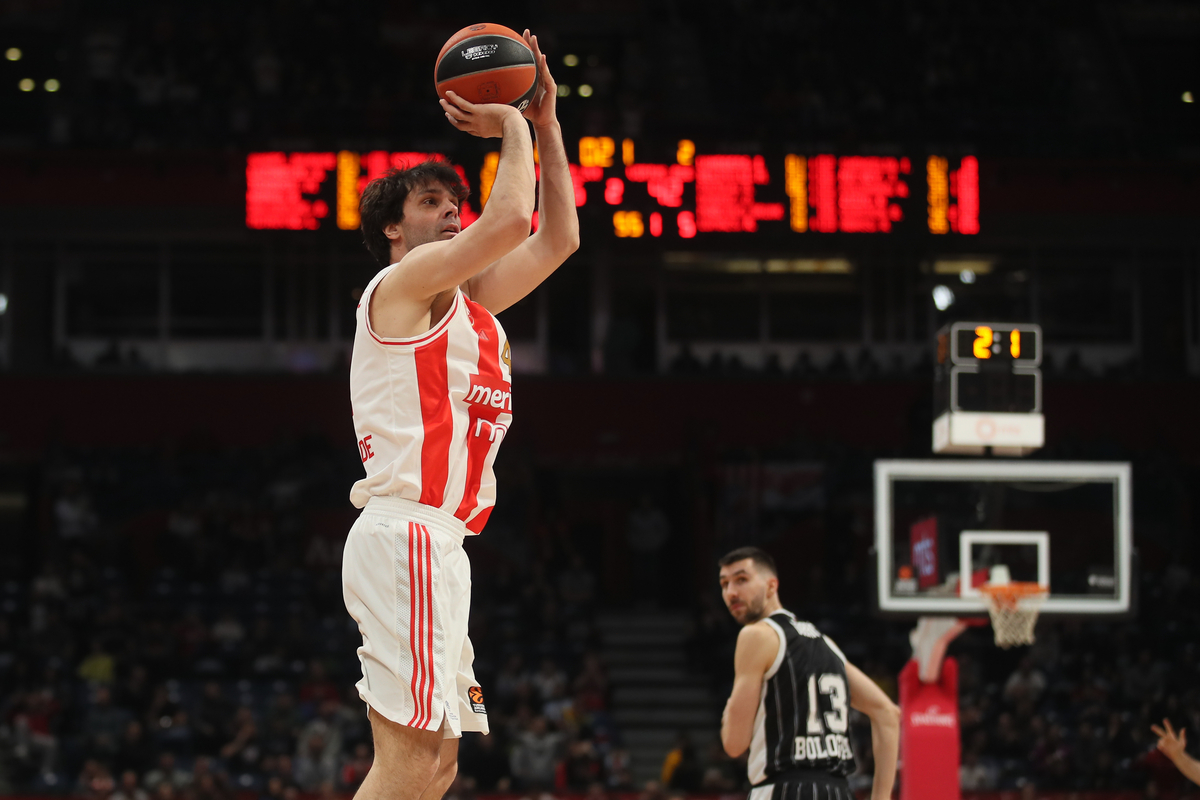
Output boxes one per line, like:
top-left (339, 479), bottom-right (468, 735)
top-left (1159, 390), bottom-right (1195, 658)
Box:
top-left (415, 334), bottom-right (452, 508)
top-left (407, 522), bottom-right (425, 727)
top-left (422, 524), bottom-right (434, 728)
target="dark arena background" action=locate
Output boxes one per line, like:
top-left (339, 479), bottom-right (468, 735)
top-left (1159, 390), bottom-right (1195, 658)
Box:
top-left (1, 2), bottom-right (1199, 800)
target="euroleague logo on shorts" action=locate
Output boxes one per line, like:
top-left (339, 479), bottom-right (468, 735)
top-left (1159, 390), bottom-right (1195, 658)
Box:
top-left (468, 686), bottom-right (487, 714)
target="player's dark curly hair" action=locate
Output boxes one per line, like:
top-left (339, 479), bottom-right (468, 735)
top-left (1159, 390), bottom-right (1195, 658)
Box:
top-left (359, 161), bottom-right (469, 267)
top-left (718, 546), bottom-right (778, 576)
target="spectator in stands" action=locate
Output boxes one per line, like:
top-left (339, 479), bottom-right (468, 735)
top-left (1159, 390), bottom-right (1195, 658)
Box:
top-left (10, 688), bottom-right (61, 779)
top-left (110, 769), bottom-right (149, 800)
top-left (458, 729), bottom-right (511, 791)
top-left (564, 736), bottom-right (605, 788)
top-left (82, 685), bottom-right (131, 759)
top-left (1004, 657), bottom-right (1047, 704)
top-left (960, 748), bottom-right (997, 790)
top-left (297, 661), bottom-right (340, 708)
top-left (532, 658), bottom-right (568, 703)
top-left (510, 715), bottom-right (564, 790)
top-left (77, 638), bottom-right (116, 685)
top-left (573, 652), bottom-right (608, 712)
top-left (340, 742), bottom-right (373, 791)
top-left (495, 654), bottom-right (529, 712)
top-left (659, 731), bottom-right (700, 791)
top-left (604, 747), bottom-right (634, 789)
top-left (114, 720), bottom-right (154, 775)
top-left (218, 705), bottom-right (260, 772)
top-left (626, 494), bottom-right (671, 604)
top-left (293, 729), bottom-right (338, 790)
top-left (192, 772), bottom-right (233, 800)
top-left (262, 692), bottom-right (302, 755)
top-left (54, 479), bottom-right (98, 540)
top-left (194, 682), bottom-right (232, 755)
top-left (76, 758), bottom-right (116, 800)
top-left (558, 554), bottom-right (598, 608)
top-left (143, 752), bottom-right (191, 792)
top-left (1124, 650), bottom-right (1165, 704)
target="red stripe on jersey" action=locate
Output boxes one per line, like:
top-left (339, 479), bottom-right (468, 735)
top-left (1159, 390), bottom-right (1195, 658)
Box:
top-left (422, 524), bottom-right (434, 727)
top-left (415, 335), bottom-right (453, 508)
top-left (454, 300), bottom-right (506, 525)
top-left (406, 522), bottom-right (424, 727)
top-left (465, 505), bottom-right (493, 535)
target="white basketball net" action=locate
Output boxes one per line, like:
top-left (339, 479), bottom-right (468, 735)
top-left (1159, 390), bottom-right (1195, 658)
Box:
top-left (980, 583), bottom-right (1048, 648)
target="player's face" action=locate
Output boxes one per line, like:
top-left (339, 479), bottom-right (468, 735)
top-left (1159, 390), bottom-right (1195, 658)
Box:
top-left (399, 183), bottom-right (461, 248)
top-left (719, 559), bottom-right (775, 625)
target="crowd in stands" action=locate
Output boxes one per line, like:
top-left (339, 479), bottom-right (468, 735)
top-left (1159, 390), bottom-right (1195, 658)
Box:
top-left (0, 437), bottom-right (633, 796)
top-left (0, 417), bottom-right (1196, 797)
top-left (1, 0), bottom-right (1189, 156)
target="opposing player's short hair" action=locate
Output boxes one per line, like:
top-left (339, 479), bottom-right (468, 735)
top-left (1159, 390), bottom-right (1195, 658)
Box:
top-left (718, 546), bottom-right (778, 576)
top-left (359, 161), bottom-right (469, 267)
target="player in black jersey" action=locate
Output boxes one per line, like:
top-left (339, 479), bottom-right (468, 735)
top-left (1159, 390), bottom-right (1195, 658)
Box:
top-left (717, 547), bottom-right (900, 800)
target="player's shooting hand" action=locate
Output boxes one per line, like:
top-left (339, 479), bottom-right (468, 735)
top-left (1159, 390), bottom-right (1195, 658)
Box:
top-left (1152, 719), bottom-right (1188, 762)
top-left (520, 30), bottom-right (557, 127)
top-left (440, 91), bottom-right (524, 139)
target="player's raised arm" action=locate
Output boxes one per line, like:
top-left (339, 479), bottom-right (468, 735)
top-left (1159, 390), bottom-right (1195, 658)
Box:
top-left (720, 622), bottom-right (779, 757)
top-left (462, 31), bottom-right (581, 314)
top-left (846, 661), bottom-right (901, 800)
top-left (1153, 719), bottom-right (1200, 786)
top-left (384, 99), bottom-right (535, 303)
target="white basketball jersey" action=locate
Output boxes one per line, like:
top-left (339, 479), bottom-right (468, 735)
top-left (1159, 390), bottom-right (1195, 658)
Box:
top-left (349, 266), bottom-right (512, 534)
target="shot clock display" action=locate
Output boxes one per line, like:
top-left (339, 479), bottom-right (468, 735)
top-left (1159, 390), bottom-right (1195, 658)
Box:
top-left (936, 322), bottom-right (1042, 416)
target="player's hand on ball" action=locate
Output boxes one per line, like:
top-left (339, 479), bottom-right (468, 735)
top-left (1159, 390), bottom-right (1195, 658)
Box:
top-left (1152, 719), bottom-right (1187, 761)
top-left (440, 91), bottom-right (523, 139)
top-left (521, 30), bottom-right (557, 127)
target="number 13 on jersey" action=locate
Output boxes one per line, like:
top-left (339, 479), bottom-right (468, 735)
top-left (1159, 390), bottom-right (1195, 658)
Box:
top-left (797, 673), bottom-right (854, 762)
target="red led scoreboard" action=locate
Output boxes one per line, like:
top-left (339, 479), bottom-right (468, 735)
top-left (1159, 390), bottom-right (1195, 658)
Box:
top-left (246, 139), bottom-right (979, 237)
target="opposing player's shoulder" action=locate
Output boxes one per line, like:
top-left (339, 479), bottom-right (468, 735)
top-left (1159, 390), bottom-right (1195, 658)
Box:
top-left (738, 619), bottom-right (782, 650)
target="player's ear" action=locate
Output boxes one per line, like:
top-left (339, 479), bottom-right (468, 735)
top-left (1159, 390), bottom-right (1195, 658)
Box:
top-left (766, 575), bottom-right (779, 598)
top-left (383, 222), bottom-right (403, 243)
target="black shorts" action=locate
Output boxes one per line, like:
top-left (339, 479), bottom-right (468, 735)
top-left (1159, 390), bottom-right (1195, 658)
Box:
top-left (750, 770), bottom-right (853, 800)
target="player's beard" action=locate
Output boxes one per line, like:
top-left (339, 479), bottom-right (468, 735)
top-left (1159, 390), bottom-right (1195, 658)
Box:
top-left (403, 221), bottom-right (443, 249)
top-left (733, 594), bottom-right (768, 625)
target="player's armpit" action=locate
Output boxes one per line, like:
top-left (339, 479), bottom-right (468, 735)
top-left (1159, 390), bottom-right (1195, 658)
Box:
top-left (463, 118), bottom-right (579, 314)
top-left (383, 109), bottom-right (534, 307)
top-left (385, 205), bottom-right (531, 304)
top-left (461, 232), bottom-right (578, 314)
top-left (721, 622), bottom-right (780, 758)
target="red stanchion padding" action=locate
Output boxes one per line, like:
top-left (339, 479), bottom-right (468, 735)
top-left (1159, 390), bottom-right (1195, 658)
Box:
top-left (900, 657), bottom-right (960, 800)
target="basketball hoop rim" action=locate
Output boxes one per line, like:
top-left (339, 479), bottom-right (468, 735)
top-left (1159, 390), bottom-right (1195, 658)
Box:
top-left (979, 582), bottom-right (1048, 609)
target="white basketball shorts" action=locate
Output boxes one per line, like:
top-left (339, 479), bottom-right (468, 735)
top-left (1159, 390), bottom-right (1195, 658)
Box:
top-left (342, 495), bottom-right (489, 738)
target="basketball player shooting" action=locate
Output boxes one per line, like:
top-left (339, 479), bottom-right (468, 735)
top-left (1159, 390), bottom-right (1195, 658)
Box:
top-left (341, 31), bottom-right (577, 800)
top-left (718, 547), bottom-right (900, 800)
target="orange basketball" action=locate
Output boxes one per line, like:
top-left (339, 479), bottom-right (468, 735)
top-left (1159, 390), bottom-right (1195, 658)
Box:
top-left (435, 23), bottom-right (538, 110)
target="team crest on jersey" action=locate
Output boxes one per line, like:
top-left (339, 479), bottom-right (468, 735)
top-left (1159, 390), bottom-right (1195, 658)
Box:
top-left (468, 686), bottom-right (487, 713)
top-left (501, 340), bottom-right (511, 371)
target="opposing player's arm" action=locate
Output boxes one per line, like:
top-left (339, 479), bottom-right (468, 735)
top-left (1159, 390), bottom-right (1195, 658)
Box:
top-left (846, 661), bottom-right (901, 800)
top-left (383, 101), bottom-right (535, 303)
top-left (721, 622), bottom-right (780, 758)
top-left (463, 32), bottom-right (580, 314)
top-left (1153, 719), bottom-right (1200, 786)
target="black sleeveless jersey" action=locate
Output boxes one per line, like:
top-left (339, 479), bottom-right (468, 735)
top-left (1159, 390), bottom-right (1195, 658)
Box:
top-left (746, 609), bottom-right (856, 786)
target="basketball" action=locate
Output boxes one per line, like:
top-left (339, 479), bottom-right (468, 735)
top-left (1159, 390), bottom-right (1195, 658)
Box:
top-left (435, 23), bottom-right (538, 111)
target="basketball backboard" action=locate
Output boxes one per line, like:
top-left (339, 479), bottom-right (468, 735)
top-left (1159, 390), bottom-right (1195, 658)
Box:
top-left (874, 459), bottom-right (1133, 617)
